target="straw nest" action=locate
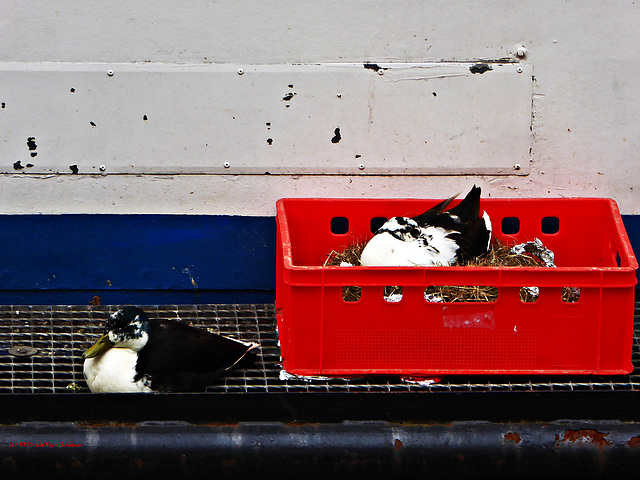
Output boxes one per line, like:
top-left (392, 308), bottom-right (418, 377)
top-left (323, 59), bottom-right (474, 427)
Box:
top-left (326, 239), bottom-right (580, 303)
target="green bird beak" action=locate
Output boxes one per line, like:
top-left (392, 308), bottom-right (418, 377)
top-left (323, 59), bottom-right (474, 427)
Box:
top-left (83, 334), bottom-right (114, 359)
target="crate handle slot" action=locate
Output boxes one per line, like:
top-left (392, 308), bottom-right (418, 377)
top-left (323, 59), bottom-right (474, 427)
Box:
top-left (561, 287), bottom-right (581, 303)
top-left (424, 285), bottom-right (499, 303)
top-left (342, 286), bottom-right (361, 302)
top-left (383, 286), bottom-right (403, 303)
top-left (330, 217), bottom-right (350, 235)
top-left (519, 286), bottom-right (539, 303)
top-left (541, 216), bottom-right (560, 235)
top-left (501, 217), bottom-right (520, 235)
top-left (370, 217), bottom-right (388, 233)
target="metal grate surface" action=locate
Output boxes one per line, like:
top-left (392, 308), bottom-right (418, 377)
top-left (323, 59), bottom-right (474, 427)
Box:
top-left (0, 302), bottom-right (639, 394)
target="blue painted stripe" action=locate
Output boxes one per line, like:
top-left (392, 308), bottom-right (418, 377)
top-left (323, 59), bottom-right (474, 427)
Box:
top-left (0, 214), bottom-right (276, 304)
top-left (0, 213), bottom-right (636, 305)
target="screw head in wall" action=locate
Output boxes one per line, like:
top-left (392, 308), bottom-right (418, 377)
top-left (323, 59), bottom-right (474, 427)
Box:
top-left (99, 164), bottom-right (106, 171)
top-left (223, 162), bottom-right (231, 169)
top-left (358, 164), bottom-right (365, 170)
top-left (237, 68), bottom-right (244, 75)
top-left (107, 70), bottom-right (114, 77)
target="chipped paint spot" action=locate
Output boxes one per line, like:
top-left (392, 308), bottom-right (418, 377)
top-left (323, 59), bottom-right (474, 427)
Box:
top-left (267, 138), bottom-right (273, 145)
top-left (627, 436), bottom-right (640, 448)
top-left (1, 102), bottom-right (6, 108)
top-left (470, 63), bottom-right (493, 74)
top-left (90, 121), bottom-right (97, 127)
top-left (503, 432), bottom-right (522, 444)
top-left (394, 439), bottom-right (403, 450)
top-left (69, 165), bottom-right (79, 174)
top-left (13, 161), bottom-right (24, 171)
top-left (26, 137), bottom-right (37, 157)
top-left (183, 267), bottom-right (199, 289)
top-left (282, 92), bottom-right (295, 101)
top-left (331, 127), bottom-right (342, 144)
top-left (143, 115), bottom-right (148, 121)
top-left (364, 63), bottom-right (383, 72)
top-left (557, 429), bottom-right (611, 448)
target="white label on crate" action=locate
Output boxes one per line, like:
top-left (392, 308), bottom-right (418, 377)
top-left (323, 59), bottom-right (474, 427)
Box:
top-left (443, 307), bottom-right (495, 329)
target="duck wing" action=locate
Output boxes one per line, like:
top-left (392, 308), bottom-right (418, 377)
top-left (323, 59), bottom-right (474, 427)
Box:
top-left (446, 185), bottom-right (482, 223)
top-left (417, 186), bottom-right (490, 261)
top-left (411, 192), bottom-right (459, 227)
top-left (135, 319), bottom-right (258, 392)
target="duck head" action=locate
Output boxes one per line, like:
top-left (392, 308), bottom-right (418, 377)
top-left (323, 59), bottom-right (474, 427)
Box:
top-left (83, 306), bottom-right (151, 359)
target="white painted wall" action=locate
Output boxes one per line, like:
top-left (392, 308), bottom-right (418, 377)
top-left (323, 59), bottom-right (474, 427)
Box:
top-left (1, 1), bottom-right (639, 215)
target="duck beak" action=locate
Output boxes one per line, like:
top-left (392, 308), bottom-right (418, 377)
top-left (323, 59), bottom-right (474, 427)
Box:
top-left (83, 334), bottom-right (114, 359)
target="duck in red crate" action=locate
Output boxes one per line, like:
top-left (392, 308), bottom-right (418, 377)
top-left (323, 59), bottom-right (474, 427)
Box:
top-left (360, 185), bottom-right (492, 267)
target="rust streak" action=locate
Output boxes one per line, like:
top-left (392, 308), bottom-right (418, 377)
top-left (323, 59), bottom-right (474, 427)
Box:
top-left (627, 436), bottom-right (640, 448)
top-left (558, 429), bottom-right (611, 448)
top-left (503, 432), bottom-right (522, 444)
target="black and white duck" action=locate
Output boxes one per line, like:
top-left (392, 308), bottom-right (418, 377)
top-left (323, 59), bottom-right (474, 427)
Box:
top-left (83, 306), bottom-right (258, 393)
top-left (360, 185), bottom-right (492, 267)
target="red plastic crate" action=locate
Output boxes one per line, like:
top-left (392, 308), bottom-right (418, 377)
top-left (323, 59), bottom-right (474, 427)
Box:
top-left (276, 197), bottom-right (638, 376)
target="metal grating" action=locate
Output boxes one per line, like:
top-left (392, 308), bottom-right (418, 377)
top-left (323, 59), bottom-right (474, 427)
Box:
top-left (0, 302), bottom-right (639, 394)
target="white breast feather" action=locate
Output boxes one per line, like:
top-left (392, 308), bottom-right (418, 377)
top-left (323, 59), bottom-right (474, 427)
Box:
top-left (83, 348), bottom-right (152, 393)
top-left (360, 227), bottom-right (459, 267)
top-left (483, 211), bottom-right (493, 250)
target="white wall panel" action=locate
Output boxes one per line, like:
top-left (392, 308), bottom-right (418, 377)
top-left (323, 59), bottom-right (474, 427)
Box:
top-left (1, 62), bottom-right (532, 176)
top-left (0, 1), bottom-right (639, 214)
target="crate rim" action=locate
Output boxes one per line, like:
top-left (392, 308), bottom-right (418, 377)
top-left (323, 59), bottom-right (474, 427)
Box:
top-left (276, 196), bottom-right (639, 272)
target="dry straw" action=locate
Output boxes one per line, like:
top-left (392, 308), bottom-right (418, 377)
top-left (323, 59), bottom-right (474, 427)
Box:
top-left (326, 239), bottom-right (579, 303)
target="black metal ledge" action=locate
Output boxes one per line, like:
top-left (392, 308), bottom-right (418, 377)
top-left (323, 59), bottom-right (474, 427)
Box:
top-left (1, 390), bottom-right (640, 425)
top-left (2, 419), bottom-right (640, 479)
top-left (1, 301), bottom-right (640, 478)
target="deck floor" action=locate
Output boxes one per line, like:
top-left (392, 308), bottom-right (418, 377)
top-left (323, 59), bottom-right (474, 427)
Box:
top-left (0, 301), bottom-right (639, 394)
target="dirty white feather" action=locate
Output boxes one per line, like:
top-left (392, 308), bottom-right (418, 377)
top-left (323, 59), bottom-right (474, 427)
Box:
top-left (360, 226), bottom-right (459, 267)
top-left (83, 348), bottom-right (152, 393)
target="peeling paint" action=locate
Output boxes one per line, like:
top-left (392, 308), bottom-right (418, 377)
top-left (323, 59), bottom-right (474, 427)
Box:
top-left (364, 63), bottom-right (383, 72)
top-left (182, 267), bottom-right (199, 289)
top-left (556, 429), bottom-right (611, 448)
top-left (26, 137), bottom-right (37, 158)
top-left (503, 432), bottom-right (522, 444)
top-left (470, 63), bottom-right (493, 74)
top-left (69, 165), bottom-right (79, 174)
top-left (627, 436), bottom-right (640, 448)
